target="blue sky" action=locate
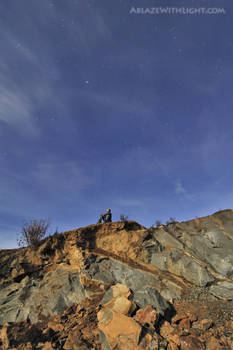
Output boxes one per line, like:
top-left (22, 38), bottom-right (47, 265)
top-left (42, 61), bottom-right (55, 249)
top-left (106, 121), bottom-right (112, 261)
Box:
top-left (0, 0), bottom-right (233, 248)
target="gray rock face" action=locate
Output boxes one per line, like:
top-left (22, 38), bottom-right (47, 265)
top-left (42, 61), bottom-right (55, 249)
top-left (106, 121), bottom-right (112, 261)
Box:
top-left (82, 254), bottom-right (170, 316)
top-left (142, 247), bottom-right (214, 287)
top-left (137, 211), bottom-right (233, 296)
top-left (133, 287), bottom-right (169, 315)
top-left (181, 231), bottom-right (233, 278)
top-left (153, 229), bottom-right (183, 250)
top-left (165, 211), bottom-right (233, 282)
top-left (83, 255), bottom-right (159, 291)
top-left (166, 253), bottom-right (214, 287)
top-left (0, 267), bottom-right (85, 324)
top-left (209, 281), bottom-right (233, 300)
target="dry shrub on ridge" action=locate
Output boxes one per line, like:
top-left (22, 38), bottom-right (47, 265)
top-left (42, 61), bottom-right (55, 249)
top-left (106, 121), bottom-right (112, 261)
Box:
top-left (17, 219), bottom-right (50, 248)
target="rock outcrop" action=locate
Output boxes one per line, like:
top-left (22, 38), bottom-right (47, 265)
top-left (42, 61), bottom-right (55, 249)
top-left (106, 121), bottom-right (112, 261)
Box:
top-left (0, 209), bottom-right (233, 349)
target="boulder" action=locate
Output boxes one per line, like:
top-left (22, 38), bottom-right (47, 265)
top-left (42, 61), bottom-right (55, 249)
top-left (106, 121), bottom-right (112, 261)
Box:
top-left (134, 305), bottom-right (157, 326)
top-left (101, 283), bottom-right (131, 306)
top-left (106, 296), bottom-right (135, 315)
top-left (98, 308), bottom-right (141, 350)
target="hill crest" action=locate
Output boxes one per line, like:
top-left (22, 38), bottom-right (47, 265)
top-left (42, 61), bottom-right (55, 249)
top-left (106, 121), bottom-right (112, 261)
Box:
top-left (0, 209), bottom-right (233, 349)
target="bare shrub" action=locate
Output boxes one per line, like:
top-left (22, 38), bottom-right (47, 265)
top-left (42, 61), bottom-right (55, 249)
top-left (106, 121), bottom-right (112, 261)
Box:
top-left (53, 227), bottom-right (60, 236)
top-left (17, 219), bottom-right (50, 248)
top-left (155, 220), bottom-right (162, 227)
top-left (120, 214), bottom-right (128, 222)
top-left (119, 214), bottom-right (129, 229)
top-left (166, 217), bottom-right (177, 225)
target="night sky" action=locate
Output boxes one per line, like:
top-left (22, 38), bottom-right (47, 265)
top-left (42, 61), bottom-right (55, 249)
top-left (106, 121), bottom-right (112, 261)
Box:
top-left (0, 0), bottom-right (233, 248)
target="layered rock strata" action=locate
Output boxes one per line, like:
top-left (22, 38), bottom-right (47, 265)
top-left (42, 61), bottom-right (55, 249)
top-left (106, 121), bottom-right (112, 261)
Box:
top-left (0, 209), bottom-right (233, 349)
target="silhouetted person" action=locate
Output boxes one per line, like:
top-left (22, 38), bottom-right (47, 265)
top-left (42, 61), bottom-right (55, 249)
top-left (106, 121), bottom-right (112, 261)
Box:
top-left (98, 208), bottom-right (112, 223)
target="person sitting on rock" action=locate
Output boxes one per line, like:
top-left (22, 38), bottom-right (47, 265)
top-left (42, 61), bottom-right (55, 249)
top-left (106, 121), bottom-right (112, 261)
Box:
top-left (98, 209), bottom-right (112, 223)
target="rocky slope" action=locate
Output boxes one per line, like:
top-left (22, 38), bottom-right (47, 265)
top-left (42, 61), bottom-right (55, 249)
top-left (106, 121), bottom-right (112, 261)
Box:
top-left (0, 209), bottom-right (233, 349)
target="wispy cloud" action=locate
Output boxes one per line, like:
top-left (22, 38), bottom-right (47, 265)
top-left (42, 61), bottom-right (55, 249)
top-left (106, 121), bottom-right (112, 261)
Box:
top-left (0, 55), bottom-right (37, 133)
top-left (0, 84), bottom-right (34, 129)
top-left (174, 179), bottom-right (196, 202)
top-left (0, 0), bottom-right (114, 136)
top-left (174, 179), bottom-right (186, 195)
top-left (0, 21), bottom-right (67, 135)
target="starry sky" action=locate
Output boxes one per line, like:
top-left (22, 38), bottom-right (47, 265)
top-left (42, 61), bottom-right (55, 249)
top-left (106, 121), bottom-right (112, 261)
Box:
top-left (0, 0), bottom-right (233, 248)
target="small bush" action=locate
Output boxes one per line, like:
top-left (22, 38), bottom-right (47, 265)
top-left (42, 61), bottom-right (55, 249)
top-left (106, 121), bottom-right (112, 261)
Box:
top-left (53, 227), bottom-right (60, 236)
top-left (155, 220), bottom-right (162, 227)
top-left (120, 214), bottom-right (128, 222)
top-left (166, 217), bottom-right (177, 225)
top-left (119, 214), bottom-right (129, 229)
top-left (17, 219), bottom-right (50, 248)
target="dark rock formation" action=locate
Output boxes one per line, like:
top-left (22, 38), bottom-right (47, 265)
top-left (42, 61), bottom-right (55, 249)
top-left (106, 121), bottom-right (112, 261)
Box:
top-left (0, 209), bottom-right (233, 349)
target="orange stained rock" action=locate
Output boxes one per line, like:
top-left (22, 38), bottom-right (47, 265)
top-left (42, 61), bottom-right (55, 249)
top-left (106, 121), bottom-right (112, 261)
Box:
top-left (98, 309), bottom-right (141, 350)
top-left (160, 321), bottom-right (175, 338)
top-left (134, 305), bottom-right (157, 326)
top-left (179, 318), bottom-right (191, 333)
top-left (47, 320), bottom-right (64, 332)
top-left (199, 318), bottom-right (213, 330)
top-left (172, 313), bottom-right (189, 324)
top-left (186, 312), bottom-right (198, 322)
top-left (95, 222), bottom-right (146, 259)
top-left (111, 283), bottom-right (131, 298)
top-left (168, 334), bottom-right (181, 346)
top-left (138, 333), bottom-right (161, 350)
top-left (97, 307), bottom-right (114, 324)
top-left (105, 296), bottom-right (135, 315)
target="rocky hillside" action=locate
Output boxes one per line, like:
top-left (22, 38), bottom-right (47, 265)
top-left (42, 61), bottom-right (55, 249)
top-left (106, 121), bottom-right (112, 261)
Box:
top-left (0, 209), bottom-right (233, 349)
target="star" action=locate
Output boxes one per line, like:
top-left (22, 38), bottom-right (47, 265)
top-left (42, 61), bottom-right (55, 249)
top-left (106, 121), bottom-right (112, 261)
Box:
top-left (85, 80), bottom-right (89, 84)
